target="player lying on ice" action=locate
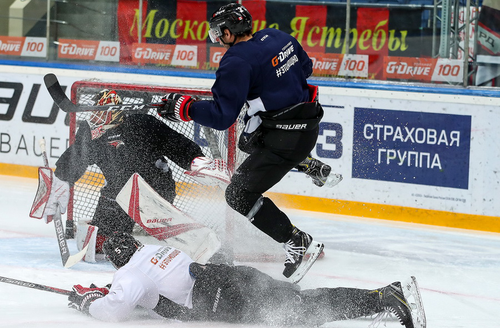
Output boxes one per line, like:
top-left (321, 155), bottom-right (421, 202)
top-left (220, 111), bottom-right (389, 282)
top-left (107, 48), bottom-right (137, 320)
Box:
top-left (67, 232), bottom-right (426, 328)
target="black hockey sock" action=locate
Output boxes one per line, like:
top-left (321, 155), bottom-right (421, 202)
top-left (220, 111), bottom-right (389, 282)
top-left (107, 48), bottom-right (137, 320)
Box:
top-left (298, 287), bottom-right (382, 325)
top-left (249, 197), bottom-right (294, 243)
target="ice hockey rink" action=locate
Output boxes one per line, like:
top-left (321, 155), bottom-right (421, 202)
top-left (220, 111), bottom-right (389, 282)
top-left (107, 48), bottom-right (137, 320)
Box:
top-left (0, 175), bottom-right (499, 328)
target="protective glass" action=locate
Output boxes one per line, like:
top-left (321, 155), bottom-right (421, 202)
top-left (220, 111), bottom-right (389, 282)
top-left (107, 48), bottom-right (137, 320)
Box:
top-left (208, 25), bottom-right (223, 43)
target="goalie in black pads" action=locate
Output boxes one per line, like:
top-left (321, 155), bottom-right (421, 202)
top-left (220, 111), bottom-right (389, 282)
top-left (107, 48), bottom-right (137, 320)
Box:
top-left (155, 2), bottom-right (341, 283)
top-left (43, 90), bottom-right (230, 261)
top-left (68, 233), bottom-right (426, 328)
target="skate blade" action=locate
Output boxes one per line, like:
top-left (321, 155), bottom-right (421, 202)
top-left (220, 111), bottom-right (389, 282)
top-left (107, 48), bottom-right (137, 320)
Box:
top-left (289, 241), bottom-right (324, 284)
top-left (324, 173), bottom-right (343, 188)
top-left (403, 276), bottom-right (427, 328)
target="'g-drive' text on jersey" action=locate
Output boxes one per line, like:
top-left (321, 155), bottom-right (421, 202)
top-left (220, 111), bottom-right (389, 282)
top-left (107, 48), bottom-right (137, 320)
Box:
top-left (190, 28), bottom-right (313, 132)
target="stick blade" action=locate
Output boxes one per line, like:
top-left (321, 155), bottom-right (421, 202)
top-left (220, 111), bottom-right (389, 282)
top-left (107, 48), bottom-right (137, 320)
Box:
top-left (63, 243), bottom-right (90, 268)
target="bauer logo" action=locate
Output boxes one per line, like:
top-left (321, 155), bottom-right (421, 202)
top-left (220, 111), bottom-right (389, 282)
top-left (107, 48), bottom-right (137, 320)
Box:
top-left (352, 108), bottom-right (471, 189)
top-left (146, 218), bottom-right (173, 224)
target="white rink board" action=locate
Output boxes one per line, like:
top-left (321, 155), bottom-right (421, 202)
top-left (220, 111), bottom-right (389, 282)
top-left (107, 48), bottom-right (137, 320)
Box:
top-left (0, 65), bottom-right (498, 218)
top-left (277, 86), bottom-right (500, 217)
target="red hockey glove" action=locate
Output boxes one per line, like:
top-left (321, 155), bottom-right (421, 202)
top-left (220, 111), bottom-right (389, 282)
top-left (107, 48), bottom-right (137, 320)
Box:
top-left (156, 93), bottom-right (196, 122)
top-left (68, 284), bottom-right (109, 314)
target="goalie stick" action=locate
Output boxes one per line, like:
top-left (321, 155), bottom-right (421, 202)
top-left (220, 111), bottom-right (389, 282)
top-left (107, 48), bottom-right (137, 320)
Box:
top-left (45, 73), bottom-right (226, 163)
top-left (44, 73), bottom-right (161, 113)
top-left (38, 138), bottom-right (89, 268)
top-left (0, 275), bottom-right (71, 296)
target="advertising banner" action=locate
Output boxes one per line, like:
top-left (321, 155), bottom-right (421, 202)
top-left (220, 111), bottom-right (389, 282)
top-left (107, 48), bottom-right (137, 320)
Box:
top-left (58, 39), bottom-right (120, 62)
top-left (131, 43), bottom-right (197, 66)
top-left (475, 0), bottom-right (500, 86)
top-left (0, 36), bottom-right (46, 58)
top-left (309, 53), bottom-right (369, 78)
top-left (352, 108), bottom-right (471, 189)
top-left (116, 0), bottom-right (430, 77)
top-left (383, 57), bottom-right (464, 83)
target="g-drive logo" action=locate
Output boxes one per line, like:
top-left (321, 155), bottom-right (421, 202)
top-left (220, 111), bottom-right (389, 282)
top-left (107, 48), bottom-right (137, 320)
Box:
top-left (352, 108), bottom-right (471, 189)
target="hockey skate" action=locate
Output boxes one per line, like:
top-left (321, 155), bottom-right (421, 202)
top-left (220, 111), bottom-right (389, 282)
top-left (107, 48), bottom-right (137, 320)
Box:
top-left (402, 276), bottom-right (426, 328)
top-left (370, 276), bottom-right (426, 328)
top-left (296, 156), bottom-right (342, 188)
top-left (282, 227), bottom-right (324, 284)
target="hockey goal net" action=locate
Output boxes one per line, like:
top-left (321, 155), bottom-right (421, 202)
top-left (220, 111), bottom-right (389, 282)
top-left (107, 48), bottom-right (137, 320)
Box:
top-left (68, 79), bottom-right (283, 262)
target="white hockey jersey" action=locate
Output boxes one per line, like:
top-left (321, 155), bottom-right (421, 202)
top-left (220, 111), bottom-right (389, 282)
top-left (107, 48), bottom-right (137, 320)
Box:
top-left (89, 244), bottom-right (195, 322)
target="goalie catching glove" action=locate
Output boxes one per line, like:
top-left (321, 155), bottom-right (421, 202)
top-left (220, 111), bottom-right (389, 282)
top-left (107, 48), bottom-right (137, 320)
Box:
top-left (44, 175), bottom-right (70, 223)
top-left (156, 93), bottom-right (197, 123)
top-left (68, 284), bottom-right (110, 314)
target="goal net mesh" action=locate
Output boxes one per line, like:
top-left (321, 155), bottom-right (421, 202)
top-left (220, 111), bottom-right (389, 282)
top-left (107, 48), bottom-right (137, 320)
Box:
top-left (69, 80), bottom-right (283, 262)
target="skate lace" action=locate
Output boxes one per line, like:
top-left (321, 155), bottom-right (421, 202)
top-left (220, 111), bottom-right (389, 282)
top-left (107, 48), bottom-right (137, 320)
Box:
top-left (368, 310), bottom-right (391, 328)
top-left (283, 240), bottom-right (306, 264)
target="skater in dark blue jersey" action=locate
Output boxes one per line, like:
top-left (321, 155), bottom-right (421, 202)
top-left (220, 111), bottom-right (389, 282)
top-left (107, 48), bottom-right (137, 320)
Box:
top-left (157, 3), bottom-right (335, 283)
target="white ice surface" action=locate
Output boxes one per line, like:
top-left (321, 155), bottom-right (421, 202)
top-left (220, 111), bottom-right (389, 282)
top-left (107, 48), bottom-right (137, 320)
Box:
top-left (0, 175), bottom-right (499, 327)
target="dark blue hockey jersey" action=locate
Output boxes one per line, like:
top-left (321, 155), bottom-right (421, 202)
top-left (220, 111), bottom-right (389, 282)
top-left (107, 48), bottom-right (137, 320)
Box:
top-left (190, 28), bottom-right (313, 131)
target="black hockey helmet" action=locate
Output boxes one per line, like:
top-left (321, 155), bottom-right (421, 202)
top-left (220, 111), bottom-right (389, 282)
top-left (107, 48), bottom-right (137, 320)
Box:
top-left (208, 3), bottom-right (252, 43)
top-left (103, 232), bottom-right (143, 269)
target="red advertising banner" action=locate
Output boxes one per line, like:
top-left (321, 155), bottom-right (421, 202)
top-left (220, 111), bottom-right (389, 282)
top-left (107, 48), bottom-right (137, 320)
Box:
top-left (209, 46), bottom-right (226, 69)
top-left (356, 8), bottom-right (389, 79)
top-left (132, 43), bottom-right (175, 65)
top-left (132, 43), bottom-right (197, 66)
top-left (0, 36), bottom-right (24, 56)
top-left (383, 57), bottom-right (463, 83)
top-left (58, 39), bottom-right (120, 62)
top-left (116, 0), bottom-right (428, 77)
top-left (309, 53), bottom-right (369, 78)
top-left (0, 36), bottom-right (46, 57)
top-left (175, 0), bottom-right (207, 69)
top-left (58, 39), bottom-right (100, 60)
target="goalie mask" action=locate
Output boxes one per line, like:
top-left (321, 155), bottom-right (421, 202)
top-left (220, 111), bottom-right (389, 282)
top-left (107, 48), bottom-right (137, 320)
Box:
top-left (88, 89), bottom-right (125, 130)
top-left (208, 3), bottom-right (252, 43)
top-left (103, 232), bottom-right (143, 269)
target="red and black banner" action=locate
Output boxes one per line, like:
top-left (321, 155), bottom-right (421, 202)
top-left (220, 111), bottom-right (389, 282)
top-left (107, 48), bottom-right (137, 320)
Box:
top-left (475, 0), bottom-right (500, 86)
top-left (117, 0), bottom-right (430, 78)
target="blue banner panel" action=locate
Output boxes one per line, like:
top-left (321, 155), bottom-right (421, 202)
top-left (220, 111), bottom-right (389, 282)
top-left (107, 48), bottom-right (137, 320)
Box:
top-left (352, 108), bottom-right (471, 189)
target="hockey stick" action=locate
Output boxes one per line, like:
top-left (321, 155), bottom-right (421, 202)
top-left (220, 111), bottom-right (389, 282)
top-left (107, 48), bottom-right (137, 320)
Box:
top-left (44, 73), bottom-right (160, 113)
top-left (201, 127), bottom-right (222, 159)
top-left (0, 275), bottom-right (71, 296)
top-left (39, 139), bottom-right (89, 268)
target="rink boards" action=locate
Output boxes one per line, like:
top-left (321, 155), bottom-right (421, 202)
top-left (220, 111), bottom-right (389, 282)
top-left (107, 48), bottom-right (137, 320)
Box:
top-left (0, 63), bottom-right (499, 233)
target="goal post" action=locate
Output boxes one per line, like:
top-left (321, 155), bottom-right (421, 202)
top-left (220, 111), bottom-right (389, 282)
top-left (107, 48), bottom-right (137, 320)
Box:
top-left (67, 79), bottom-right (283, 262)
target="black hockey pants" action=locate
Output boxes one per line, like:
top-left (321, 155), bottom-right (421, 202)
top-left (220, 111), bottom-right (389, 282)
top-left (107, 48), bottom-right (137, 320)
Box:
top-left (226, 101), bottom-right (323, 243)
top-left (186, 263), bottom-right (382, 325)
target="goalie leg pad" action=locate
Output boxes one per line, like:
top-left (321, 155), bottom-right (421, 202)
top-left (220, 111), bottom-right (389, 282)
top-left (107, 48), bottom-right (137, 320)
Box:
top-left (76, 222), bottom-right (105, 263)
